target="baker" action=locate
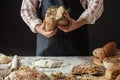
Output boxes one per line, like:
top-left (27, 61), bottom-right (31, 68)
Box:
top-left (21, 0), bottom-right (103, 56)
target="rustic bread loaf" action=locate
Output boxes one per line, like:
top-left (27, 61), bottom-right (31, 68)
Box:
top-left (7, 70), bottom-right (50, 80)
top-left (45, 6), bottom-right (69, 31)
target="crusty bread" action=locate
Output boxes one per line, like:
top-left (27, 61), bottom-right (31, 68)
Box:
top-left (56, 6), bottom-right (69, 26)
top-left (45, 16), bottom-right (56, 31)
top-left (45, 6), bottom-right (69, 31)
top-left (105, 68), bottom-right (120, 79)
top-left (0, 53), bottom-right (11, 64)
top-left (8, 70), bottom-right (50, 80)
top-left (103, 57), bottom-right (120, 69)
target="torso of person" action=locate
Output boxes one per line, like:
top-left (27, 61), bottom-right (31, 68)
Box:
top-left (36, 0), bottom-right (89, 56)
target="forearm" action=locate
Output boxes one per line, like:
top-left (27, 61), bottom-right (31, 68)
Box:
top-left (21, 0), bottom-right (42, 33)
top-left (80, 0), bottom-right (104, 24)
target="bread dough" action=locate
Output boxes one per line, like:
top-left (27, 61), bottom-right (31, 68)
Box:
top-left (32, 59), bottom-right (63, 68)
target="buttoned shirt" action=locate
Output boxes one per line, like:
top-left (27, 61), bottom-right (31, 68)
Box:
top-left (21, 0), bottom-right (104, 33)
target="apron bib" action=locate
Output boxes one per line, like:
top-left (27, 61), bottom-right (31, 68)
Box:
top-left (36, 0), bottom-right (89, 56)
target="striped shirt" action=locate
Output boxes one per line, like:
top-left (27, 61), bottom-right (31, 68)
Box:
top-left (21, 0), bottom-right (104, 33)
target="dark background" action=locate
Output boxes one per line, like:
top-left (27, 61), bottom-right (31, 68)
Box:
top-left (0, 0), bottom-right (120, 56)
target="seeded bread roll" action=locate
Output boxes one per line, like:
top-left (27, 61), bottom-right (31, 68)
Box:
top-left (45, 6), bottom-right (69, 31)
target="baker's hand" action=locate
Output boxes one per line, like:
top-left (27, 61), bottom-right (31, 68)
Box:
top-left (35, 21), bottom-right (57, 38)
top-left (58, 14), bottom-right (87, 33)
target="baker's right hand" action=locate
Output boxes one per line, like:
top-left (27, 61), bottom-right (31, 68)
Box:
top-left (35, 21), bottom-right (57, 38)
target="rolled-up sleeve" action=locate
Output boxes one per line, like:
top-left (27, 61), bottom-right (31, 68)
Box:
top-left (80, 0), bottom-right (104, 24)
top-left (21, 0), bottom-right (42, 33)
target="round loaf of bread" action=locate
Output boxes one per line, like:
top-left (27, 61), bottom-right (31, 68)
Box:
top-left (0, 53), bottom-right (11, 64)
top-left (8, 70), bottom-right (50, 80)
top-left (103, 57), bottom-right (120, 69)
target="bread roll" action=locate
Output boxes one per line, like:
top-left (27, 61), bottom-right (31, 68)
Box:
top-left (103, 57), bottom-right (120, 69)
top-left (7, 70), bottom-right (50, 80)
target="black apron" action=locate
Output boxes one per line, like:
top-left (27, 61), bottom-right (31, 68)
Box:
top-left (36, 0), bottom-right (89, 56)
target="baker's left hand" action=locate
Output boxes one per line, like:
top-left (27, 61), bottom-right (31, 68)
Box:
top-left (58, 14), bottom-right (87, 33)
